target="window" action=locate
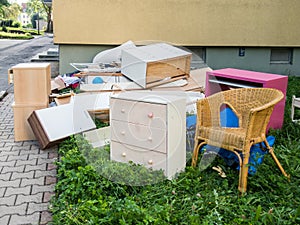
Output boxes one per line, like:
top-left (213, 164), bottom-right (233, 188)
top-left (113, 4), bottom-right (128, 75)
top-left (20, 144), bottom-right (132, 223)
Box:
top-left (270, 48), bottom-right (293, 64)
top-left (187, 46), bottom-right (206, 62)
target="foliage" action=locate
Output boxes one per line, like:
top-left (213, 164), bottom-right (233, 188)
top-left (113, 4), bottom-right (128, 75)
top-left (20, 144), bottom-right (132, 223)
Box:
top-left (23, 23), bottom-right (33, 29)
top-left (0, 31), bottom-right (33, 39)
top-left (26, 0), bottom-right (45, 18)
top-left (0, 3), bottom-right (21, 20)
top-left (41, 0), bottom-right (52, 32)
top-left (0, 0), bottom-right (9, 5)
top-left (26, 0), bottom-right (46, 30)
top-left (0, 25), bottom-right (41, 39)
top-left (12, 20), bottom-right (21, 28)
top-left (51, 77), bottom-right (300, 224)
top-left (0, 0), bottom-right (9, 19)
top-left (0, 19), bottom-right (14, 27)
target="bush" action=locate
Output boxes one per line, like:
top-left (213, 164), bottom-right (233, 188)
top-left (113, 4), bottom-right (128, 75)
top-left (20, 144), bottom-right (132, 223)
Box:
top-left (24, 23), bottom-right (33, 29)
top-left (0, 31), bottom-right (33, 39)
top-left (2, 26), bottom-right (7, 32)
top-left (0, 19), bottom-right (14, 27)
top-left (12, 21), bottom-right (21, 28)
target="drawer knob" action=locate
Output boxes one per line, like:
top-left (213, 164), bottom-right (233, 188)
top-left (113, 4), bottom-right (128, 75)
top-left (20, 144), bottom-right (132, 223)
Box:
top-left (121, 109), bottom-right (125, 113)
top-left (122, 152), bottom-right (126, 157)
top-left (148, 112), bottom-right (154, 118)
top-left (148, 159), bottom-right (153, 165)
top-left (121, 131), bottom-right (125, 135)
top-left (148, 137), bottom-right (152, 141)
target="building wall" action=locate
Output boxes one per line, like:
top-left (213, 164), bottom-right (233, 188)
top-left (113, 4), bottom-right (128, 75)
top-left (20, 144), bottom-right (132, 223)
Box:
top-left (18, 13), bottom-right (30, 27)
top-left (59, 44), bottom-right (300, 76)
top-left (53, 0), bottom-right (300, 75)
top-left (206, 47), bottom-right (300, 76)
top-left (59, 45), bottom-right (116, 73)
top-left (53, 0), bottom-right (300, 46)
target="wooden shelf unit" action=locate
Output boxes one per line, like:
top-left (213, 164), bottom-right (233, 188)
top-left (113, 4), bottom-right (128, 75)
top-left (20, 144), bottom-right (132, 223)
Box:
top-left (9, 63), bottom-right (51, 141)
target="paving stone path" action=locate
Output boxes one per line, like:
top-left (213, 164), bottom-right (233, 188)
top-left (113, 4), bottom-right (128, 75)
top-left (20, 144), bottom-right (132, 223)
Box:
top-left (0, 93), bottom-right (57, 225)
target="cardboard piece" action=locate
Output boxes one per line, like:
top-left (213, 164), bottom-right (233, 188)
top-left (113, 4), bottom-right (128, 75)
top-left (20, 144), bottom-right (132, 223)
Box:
top-left (51, 77), bottom-right (65, 90)
top-left (83, 126), bottom-right (111, 148)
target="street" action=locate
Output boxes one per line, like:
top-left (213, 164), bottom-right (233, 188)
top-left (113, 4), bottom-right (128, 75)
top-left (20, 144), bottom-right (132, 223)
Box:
top-left (0, 34), bottom-right (57, 93)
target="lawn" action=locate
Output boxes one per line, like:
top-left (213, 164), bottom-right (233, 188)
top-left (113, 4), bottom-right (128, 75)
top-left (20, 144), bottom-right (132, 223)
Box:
top-left (51, 76), bottom-right (300, 225)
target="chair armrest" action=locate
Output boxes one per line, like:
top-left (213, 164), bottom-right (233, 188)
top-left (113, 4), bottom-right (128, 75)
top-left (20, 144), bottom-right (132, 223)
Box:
top-left (196, 98), bottom-right (213, 126)
top-left (246, 103), bottom-right (276, 139)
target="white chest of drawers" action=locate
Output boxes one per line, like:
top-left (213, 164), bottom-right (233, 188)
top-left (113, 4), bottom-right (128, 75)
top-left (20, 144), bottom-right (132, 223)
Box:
top-left (110, 91), bottom-right (186, 179)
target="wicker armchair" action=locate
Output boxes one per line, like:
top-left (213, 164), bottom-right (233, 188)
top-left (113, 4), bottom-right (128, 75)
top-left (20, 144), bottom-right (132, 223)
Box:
top-left (191, 88), bottom-right (289, 193)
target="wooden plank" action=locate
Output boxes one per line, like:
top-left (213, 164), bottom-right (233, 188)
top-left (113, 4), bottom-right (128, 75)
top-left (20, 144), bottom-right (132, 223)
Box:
top-left (28, 93), bottom-right (116, 149)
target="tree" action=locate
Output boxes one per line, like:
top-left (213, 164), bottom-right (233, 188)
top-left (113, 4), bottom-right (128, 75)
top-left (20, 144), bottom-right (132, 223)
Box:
top-left (6, 3), bottom-right (21, 20)
top-left (1, 1), bottom-right (21, 22)
top-left (0, 0), bottom-right (9, 19)
top-left (26, 0), bottom-right (45, 33)
top-left (41, 1), bottom-right (52, 33)
top-left (26, 0), bottom-right (52, 33)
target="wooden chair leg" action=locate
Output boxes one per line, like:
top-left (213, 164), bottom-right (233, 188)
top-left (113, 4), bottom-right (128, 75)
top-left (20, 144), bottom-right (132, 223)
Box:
top-left (238, 145), bottom-right (251, 193)
top-left (264, 140), bottom-right (290, 178)
top-left (192, 139), bottom-right (200, 167)
top-left (192, 141), bottom-right (206, 167)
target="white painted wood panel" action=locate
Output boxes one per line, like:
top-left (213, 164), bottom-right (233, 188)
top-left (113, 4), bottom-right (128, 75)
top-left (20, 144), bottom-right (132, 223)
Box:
top-left (35, 103), bottom-right (96, 141)
top-left (110, 98), bottom-right (167, 129)
top-left (110, 120), bottom-right (166, 153)
top-left (111, 141), bottom-right (167, 172)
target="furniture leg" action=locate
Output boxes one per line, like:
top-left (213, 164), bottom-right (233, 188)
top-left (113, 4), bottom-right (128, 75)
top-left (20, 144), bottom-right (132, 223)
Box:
top-left (291, 96), bottom-right (295, 121)
top-left (192, 141), bottom-right (206, 167)
top-left (264, 140), bottom-right (289, 178)
top-left (238, 145), bottom-right (251, 193)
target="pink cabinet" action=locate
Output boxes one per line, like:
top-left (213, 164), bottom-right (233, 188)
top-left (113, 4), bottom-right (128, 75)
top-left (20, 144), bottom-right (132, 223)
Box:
top-left (205, 68), bottom-right (288, 129)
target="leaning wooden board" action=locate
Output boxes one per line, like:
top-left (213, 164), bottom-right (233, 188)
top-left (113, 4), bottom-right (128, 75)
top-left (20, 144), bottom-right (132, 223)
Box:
top-left (28, 93), bottom-right (117, 149)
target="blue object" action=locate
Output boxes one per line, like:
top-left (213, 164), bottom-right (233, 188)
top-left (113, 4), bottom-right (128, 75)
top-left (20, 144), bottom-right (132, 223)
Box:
top-left (92, 77), bottom-right (104, 84)
top-left (186, 114), bottom-right (197, 128)
top-left (201, 136), bottom-right (275, 175)
top-left (220, 106), bottom-right (239, 127)
top-left (186, 115), bottom-right (197, 152)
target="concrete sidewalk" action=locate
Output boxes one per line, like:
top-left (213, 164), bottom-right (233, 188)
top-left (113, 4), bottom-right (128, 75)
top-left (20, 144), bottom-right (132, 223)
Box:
top-left (0, 93), bottom-right (57, 225)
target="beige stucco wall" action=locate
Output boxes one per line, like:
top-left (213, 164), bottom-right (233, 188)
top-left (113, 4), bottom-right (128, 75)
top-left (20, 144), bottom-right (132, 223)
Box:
top-left (53, 0), bottom-right (300, 47)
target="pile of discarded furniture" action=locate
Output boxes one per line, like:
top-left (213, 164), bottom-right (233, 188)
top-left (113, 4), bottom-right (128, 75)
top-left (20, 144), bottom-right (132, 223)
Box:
top-left (9, 41), bottom-right (290, 192)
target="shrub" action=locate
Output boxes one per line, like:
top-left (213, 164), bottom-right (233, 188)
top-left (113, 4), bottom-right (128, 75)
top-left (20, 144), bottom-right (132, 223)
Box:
top-left (2, 26), bottom-right (7, 32)
top-left (0, 19), bottom-right (14, 27)
top-left (0, 31), bottom-right (33, 39)
top-left (12, 21), bottom-right (21, 28)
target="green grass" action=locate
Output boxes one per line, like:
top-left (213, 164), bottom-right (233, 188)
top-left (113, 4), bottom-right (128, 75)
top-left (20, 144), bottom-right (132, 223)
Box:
top-left (51, 76), bottom-right (300, 225)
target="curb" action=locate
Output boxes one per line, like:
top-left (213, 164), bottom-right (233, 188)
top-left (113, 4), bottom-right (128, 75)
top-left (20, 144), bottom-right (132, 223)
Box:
top-left (0, 90), bottom-right (8, 101)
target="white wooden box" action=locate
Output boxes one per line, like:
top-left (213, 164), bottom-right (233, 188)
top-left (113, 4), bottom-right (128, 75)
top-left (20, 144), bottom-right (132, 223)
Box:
top-left (110, 91), bottom-right (186, 179)
top-left (121, 43), bottom-right (192, 88)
